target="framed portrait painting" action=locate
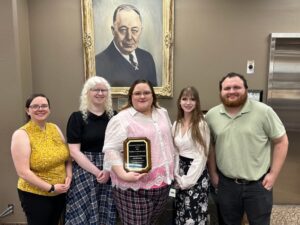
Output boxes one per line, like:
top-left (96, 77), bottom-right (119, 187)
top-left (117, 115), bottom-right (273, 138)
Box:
top-left (81, 0), bottom-right (174, 97)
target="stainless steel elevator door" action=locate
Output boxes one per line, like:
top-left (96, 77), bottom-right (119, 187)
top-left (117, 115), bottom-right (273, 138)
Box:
top-left (268, 34), bottom-right (300, 131)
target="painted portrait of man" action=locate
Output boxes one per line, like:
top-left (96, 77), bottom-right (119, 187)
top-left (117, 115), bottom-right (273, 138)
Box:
top-left (93, 0), bottom-right (162, 87)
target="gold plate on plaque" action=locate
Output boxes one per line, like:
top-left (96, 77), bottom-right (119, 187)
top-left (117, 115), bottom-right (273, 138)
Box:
top-left (123, 137), bottom-right (151, 173)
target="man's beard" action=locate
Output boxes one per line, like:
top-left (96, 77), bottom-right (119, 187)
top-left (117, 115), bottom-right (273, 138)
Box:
top-left (220, 91), bottom-right (248, 107)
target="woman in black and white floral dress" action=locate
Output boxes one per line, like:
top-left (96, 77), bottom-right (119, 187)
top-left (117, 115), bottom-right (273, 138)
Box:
top-left (172, 86), bottom-right (210, 225)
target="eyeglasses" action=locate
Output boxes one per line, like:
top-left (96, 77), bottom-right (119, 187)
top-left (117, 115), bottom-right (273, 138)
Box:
top-left (29, 104), bottom-right (49, 110)
top-left (132, 91), bottom-right (152, 97)
top-left (90, 88), bottom-right (108, 94)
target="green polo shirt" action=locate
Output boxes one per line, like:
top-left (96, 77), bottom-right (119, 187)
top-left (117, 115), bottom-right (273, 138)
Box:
top-left (206, 99), bottom-right (286, 180)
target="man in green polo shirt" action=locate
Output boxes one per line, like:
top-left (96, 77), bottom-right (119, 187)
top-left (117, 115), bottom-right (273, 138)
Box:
top-left (206, 72), bottom-right (288, 225)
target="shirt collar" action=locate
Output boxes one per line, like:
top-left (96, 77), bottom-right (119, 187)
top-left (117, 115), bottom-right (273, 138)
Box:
top-left (128, 106), bottom-right (156, 118)
top-left (219, 99), bottom-right (251, 117)
top-left (128, 107), bottom-right (139, 116)
top-left (113, 41), bottom-right (137, 63)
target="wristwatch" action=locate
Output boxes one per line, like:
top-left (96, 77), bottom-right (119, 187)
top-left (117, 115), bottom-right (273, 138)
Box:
top-left (48, 184), bottom-right (55, 193)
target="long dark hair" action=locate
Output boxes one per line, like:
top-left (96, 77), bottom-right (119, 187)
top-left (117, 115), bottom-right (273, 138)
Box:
top-left (175, 87), bottom-right (208, 156)
top-left (122, 79), bottom-right (159, 110)
top-left (25, 93), bottom-right (50, 121)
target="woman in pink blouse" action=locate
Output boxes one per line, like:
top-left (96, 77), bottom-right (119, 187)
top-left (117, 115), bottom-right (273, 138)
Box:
top-left (103, 80), bottom-right (175, 225)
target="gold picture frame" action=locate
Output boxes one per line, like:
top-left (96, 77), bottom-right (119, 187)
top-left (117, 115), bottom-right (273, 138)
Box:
top-left (81, 0), bottom-right (174, 97)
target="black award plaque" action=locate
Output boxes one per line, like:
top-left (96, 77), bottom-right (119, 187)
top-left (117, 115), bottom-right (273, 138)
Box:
top-left (123, 137), bottom-right (151, 173)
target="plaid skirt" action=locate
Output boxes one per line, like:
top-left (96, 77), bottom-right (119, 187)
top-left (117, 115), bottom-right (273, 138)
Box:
top-left (64, 152), bottom-right (116, 225)
top-left (113, 185), bottom-right (170, 225)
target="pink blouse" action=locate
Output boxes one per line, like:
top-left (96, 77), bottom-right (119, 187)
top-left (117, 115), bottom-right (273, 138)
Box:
top-left (103, 107), bottom-right (175, 190)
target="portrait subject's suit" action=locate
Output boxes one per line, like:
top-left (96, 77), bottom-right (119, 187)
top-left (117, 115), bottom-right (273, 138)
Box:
top-left (95, 42), bottom-right (157, 87)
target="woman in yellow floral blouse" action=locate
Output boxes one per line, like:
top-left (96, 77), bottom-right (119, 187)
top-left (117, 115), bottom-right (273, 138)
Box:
top-left (11, 93), bottom-right (72, 225)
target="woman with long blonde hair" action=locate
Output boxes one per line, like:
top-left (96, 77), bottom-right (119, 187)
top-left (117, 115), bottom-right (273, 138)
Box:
top-left (64, 76), bottom-right (116, 225)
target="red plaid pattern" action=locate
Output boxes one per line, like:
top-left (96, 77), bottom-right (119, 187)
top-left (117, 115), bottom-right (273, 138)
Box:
top-left (113, 185), bottom-right (170, 225)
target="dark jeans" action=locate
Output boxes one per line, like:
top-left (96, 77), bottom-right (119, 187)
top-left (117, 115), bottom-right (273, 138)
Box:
top-left (218, 173), bottom-right (272, 225)
top-left (18, 189), bottom-right (66, 225)
top-left (209, 186), bottom-right (225, 225)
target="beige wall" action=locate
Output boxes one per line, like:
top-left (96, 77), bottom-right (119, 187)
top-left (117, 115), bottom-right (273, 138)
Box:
top-left (1, 0), bottom-right (299, 223)
top-left (0, 0), bottom-right (32, 223)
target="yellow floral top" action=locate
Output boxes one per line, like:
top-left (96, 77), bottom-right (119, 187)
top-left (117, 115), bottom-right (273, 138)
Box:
top-left (17, 121), bottom-right (69, 196)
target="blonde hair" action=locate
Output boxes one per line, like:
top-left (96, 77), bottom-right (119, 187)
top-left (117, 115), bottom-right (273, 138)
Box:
top-left (79, 76), bottom-right (113, 121)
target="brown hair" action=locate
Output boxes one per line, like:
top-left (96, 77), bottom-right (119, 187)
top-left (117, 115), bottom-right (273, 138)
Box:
top-left (219, 72), bottom-right (248, 91)
top-left (122, 79), bottom-right (159, 110)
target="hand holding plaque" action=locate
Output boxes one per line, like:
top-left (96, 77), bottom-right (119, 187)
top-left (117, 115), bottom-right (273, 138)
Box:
top-left (123, 137), bottom-right (151, 173)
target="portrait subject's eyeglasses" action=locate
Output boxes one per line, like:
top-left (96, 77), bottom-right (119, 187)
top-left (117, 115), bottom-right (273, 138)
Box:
top-left (29, 104), bottom-right (49, 110)
top-left (90, 88), bottom-right (108, 94)
top-left (132, 91), bottom-right (152, 97)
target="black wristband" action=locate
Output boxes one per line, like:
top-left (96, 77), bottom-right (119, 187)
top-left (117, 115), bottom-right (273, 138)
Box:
top-left (48, 184), bottom-right (55, 193)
